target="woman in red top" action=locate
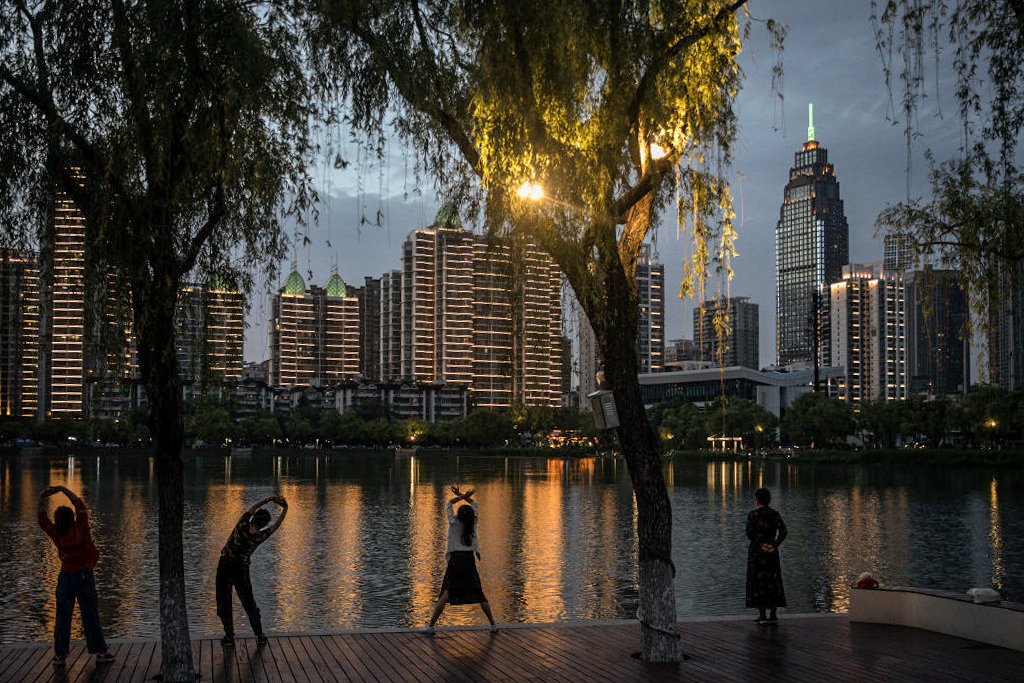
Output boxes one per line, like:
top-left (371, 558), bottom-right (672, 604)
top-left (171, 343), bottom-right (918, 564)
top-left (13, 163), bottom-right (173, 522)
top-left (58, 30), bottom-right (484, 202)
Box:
top-left (38, 485), bottom-right (114, 667)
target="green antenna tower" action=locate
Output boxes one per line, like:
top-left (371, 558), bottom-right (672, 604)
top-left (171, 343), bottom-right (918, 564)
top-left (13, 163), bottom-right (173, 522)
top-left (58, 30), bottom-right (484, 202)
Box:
top-left (807, 102), bottom-right (815, 141)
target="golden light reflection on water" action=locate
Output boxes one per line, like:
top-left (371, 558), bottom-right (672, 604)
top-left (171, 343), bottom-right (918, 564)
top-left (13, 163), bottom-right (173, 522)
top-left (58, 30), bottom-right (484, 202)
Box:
top-left (990, 477), bottom-right (1004, 590)
top-left (325, 480), bottom-right (363, 622)
top-left (408, 472), bottom-right (443, 622)
top-left (520, 460), bottom-right (566, 621)
top-left (3, 453), bottom-right (1024, 644)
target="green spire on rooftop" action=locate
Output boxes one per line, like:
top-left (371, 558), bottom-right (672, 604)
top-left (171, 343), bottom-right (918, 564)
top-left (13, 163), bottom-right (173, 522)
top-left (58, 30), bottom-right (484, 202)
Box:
top-left (808, 102), bottom-right (815, 141)
top-left (324, 266), bottom-right (347, 297)
top-left (282, 263), bottom-right (306, 295)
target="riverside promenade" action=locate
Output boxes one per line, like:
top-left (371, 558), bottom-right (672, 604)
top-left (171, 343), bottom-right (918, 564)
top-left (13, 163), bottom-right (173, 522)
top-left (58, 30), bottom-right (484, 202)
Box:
top-left (1, 615), bottom-right (1021, 683)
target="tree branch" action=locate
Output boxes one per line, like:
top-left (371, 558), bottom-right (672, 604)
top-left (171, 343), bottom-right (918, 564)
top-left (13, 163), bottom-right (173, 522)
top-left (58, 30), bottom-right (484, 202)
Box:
top-left (611, 157), bottom-right (674, 220)
top-left (627, 0), bottom-right (747, 125)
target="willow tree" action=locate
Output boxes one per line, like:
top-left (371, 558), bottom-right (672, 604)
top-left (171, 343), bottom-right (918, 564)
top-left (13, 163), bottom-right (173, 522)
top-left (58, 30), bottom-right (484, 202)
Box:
top-left (872, 1), bottom-right (1024, 386)
top-left (311, 0), bottom-right (761, 660)
top-left (0, 3), bottom-right (313, 681)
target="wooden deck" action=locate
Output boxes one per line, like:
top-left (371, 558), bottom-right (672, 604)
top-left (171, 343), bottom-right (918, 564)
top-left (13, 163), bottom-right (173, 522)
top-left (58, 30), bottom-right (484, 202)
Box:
top-left (1, 615), bottom-right (1022, 682)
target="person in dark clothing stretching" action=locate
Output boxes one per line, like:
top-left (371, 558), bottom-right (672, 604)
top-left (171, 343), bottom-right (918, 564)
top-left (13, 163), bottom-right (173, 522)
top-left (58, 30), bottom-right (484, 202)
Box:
top-left (38, 485), bottom-right (115, 668)
top-left (216, 495), bottom-right (287, 646)
top-left (746, 487), bottom-right (788, 625)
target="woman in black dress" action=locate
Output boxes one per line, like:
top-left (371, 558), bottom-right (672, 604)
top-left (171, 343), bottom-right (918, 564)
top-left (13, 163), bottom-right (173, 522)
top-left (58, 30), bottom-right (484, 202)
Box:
top-left (425, 486), bottom-right (497, 633)
top-left (746, 487), bottom-right (787, 624)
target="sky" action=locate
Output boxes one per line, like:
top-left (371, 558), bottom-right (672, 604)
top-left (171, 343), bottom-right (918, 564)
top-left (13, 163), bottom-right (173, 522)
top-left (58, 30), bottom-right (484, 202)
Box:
top-left (244, 0), bottom-right (964, 371)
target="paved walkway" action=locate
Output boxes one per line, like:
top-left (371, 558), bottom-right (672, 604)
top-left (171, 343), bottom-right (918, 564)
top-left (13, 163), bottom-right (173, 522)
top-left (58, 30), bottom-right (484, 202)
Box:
top-left (1, 615), bottom-right (1021, 682)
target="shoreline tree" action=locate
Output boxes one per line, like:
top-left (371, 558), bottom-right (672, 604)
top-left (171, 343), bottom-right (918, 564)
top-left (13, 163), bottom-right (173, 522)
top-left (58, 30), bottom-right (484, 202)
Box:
top-left (0, 3), bottom-right (314, 681)
top-left (309, 0), bottom-right (775, 660)
top-left (872, 1), bottom-right (1024, 387)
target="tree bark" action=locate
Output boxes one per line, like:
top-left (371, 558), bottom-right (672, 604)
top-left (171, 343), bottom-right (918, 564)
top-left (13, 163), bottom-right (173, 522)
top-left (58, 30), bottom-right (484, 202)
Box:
top-left (135, 277), bottom-right (195, 683)
top-left (594, 255), bottom-right (681, 663)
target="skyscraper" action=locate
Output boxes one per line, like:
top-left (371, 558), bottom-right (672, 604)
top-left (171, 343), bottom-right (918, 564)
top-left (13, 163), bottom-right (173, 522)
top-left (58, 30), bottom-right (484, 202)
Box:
top-left (577, 244), bottom-right (665, 405)
top-left (0, 250), bottom-right (41, 418)
top-left (270, 267), bottom-right (360, 387)
top-left (776, 104), bottom-right (850, 368)
top-left (906, 268), bottom-right (969, 396)
top-left (821, 263), bottom-right (907, 404)
top-left (636, 245), bottom-right (665, 373)
top-left (693, 296), bottom-right (760, 369)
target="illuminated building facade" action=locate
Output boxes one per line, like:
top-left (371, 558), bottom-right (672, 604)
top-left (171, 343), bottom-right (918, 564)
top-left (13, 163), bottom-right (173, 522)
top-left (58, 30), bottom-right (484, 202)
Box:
top-left (48, 192), bottom-right (88, 415)
top-left (693, 296), bottom-right (760, 370)
top-left (400, 208), bottom-right (476, 385)
top-left (383, 206), bottom-right (564, 408)
top-left (577, 244), bottom-right (664, 407)
top-left (636, 245), bottom-right (665, 373)
top-left (0, 250), bottom-right (41, 418)
top-left (270, 267), bottom-right (360, 387)
top-left (776, 104), bottom-right (850, 368)
top-left (177, 283), bottom-right (245, 395)
top-left (379, 269), bottom-right (403, 382)
top-left (821, 263), bottom-right (907, 404)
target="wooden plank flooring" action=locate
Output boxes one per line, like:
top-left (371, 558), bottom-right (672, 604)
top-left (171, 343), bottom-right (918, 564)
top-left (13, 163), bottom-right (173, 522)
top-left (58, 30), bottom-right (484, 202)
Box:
top-left (1, 616), bottom-right (1021, 682)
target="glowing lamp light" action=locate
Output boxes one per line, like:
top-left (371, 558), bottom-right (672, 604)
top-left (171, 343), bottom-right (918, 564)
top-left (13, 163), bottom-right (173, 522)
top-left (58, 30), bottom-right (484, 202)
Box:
top-left (649, 142), bottom-right (668, 160)
top-left (516, 180), bottom-right (545, 201)
top-left (985, 418), bottom-right (998, 429)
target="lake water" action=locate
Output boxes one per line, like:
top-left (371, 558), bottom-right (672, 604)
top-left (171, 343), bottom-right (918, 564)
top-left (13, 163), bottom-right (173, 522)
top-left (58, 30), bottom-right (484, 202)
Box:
top-left (0, 450), bottom-right (1020, 644)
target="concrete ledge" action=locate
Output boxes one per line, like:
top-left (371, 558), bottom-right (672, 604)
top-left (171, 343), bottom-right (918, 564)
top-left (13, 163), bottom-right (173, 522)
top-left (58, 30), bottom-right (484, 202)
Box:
top-left (850, 587), bottom-right (1024, 652)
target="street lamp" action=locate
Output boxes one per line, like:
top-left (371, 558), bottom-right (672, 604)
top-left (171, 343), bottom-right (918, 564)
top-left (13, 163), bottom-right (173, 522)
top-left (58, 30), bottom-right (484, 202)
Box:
top-left (516, 180), bottom-right (545, 201)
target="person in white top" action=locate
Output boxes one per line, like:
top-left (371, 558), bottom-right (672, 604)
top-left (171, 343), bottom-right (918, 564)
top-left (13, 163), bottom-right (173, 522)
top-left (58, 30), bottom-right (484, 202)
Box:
top-left (426, 486), bottom-right (497, 633)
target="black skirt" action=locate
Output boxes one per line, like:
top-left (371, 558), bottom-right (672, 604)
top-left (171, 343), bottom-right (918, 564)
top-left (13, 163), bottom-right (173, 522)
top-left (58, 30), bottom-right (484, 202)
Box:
top-left (440, 551), bottom-right (487, 605)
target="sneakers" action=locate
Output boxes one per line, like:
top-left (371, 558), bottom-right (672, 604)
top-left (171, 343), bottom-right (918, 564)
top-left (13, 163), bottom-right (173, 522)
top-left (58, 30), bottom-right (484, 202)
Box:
top-left (256, 634), bottom-right (268, 646)
top-left (220, 635), bottom-right (235, 646)
top-left (51, 656), bottom-right (65, 668)
top-left (95, 651), bottom-right (115, 664)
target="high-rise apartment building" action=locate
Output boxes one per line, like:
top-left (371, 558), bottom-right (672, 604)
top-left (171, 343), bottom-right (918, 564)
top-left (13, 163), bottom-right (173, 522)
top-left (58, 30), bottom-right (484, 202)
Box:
top-left (400, 209), bottom-right (476, 385)
top-left (821, 263), bottom-right (907, 404)
top-left (354, 276), bottom-right (382, 381)
top-left (0, 250), bottom-right (41, 418)
top-left (988, 259), bottom-right (1024, 389)
top-left (693, 296), bottom-right (760, 369)
top-left (177, 283), bottom-right (245, 393)
top-left (381, 207), bottom-right (563, 407)
top-left (380, 269), bottom-right (402, 382)
top-left (637, 245), bottom-right (665, 373)
top-left (577, 245), bottom-right (665, 406)
top-left (906, 268), bottom-right (969, 396)
top-left (270, 267), bottom-right (360, 387)
top-left (883, 234), bottom-right (914, 273)
top-left (48, 192), bottom-right (88, 415)
top-left (776, 104), bottom-right (850, 368)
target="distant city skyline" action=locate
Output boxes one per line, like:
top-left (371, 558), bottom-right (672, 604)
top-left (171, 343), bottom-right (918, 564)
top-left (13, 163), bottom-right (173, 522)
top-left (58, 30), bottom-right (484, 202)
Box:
top-left (231, 2), bottom-right (963, 370)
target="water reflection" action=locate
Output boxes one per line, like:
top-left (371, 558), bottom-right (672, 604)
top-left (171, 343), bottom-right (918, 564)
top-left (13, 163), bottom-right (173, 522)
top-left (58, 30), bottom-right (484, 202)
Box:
top-left (0, 452), bottom-right (1022, 645)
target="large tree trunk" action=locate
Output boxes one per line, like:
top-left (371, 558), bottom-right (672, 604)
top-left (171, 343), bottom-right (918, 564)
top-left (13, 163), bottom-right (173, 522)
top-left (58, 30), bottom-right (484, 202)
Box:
top-left (595, 259), bottom-right (681, 663)
top-left (135, 278), bottom-right (196, 683)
